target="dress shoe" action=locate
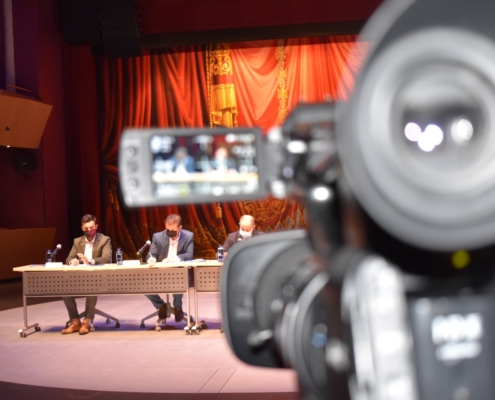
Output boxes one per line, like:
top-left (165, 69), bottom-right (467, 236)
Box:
top-left (61, 318), bottom-right (81, 334)
top-left (175, 308), bottom-right (184, 322)
top-left (79, 318), bottom-right (91, 335)
top-left (158, 303), bottom-right (168, 320)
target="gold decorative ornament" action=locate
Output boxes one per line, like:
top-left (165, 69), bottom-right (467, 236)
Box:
top-left (210, 44), bottom-right (233, 76)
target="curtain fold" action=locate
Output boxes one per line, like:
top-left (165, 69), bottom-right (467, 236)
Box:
top-left (230, 40), bottom-right (280, 129)
top-left (96, 36), bottom-right (367, 259)
top-left (285, 35), bottom-right (366, 105)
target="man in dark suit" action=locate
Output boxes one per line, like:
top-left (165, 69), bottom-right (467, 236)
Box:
top-left (146, 214), bottom-right (194, 321)
top-left (62, 214), bottom-right (112, 335)
top-left (210, 146), bottom-right (237, 172)
top-left (170, 146), bottom-right (196, 173)
top-left (222, 215), bottom-right (264, 259)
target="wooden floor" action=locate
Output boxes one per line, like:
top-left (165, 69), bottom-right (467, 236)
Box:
top-left (0, 279), bottom-right (298, 400)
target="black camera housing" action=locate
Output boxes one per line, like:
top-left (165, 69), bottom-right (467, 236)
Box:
top-left (221, 0), bottom-right (495, 399)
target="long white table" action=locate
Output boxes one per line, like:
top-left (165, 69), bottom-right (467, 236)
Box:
top-left (13, 261), bottom-right (222, 337)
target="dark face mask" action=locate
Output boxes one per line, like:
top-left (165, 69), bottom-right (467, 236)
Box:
top-left (82, 227), bottom-right (96, 238)
top-left (166, 230), bottom-right (178, 238)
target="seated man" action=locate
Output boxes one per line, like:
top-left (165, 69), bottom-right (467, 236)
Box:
top-left (170, 146), bottom-right (195, 173)
top-left (146, 213), bottom-right (194, 321)
top-left (223, 215), bottom-right (264, 259)
top-left (62, 214), bottom-right (112, 335)
top-left (210, 146), bottom-right (237, 173)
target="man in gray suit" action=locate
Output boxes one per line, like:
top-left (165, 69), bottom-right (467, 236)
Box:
top-left (62, 214), bottom-right (112, 335)
top-left (146, 214), bottom-right (194, 321)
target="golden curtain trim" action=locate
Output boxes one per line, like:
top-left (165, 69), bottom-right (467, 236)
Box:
top-left (211, 83), bottom-right (238, 111)
top-left (206, 44), bottom-right (213, 128)
top-left (276, 39), bottom-right (288, 124)
top-left (207, 44), bottom-right (239, 128)
top-left (108, 185), bottom-right (120, 212)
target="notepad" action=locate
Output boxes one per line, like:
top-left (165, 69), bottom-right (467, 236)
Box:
top-left (45, 262), bottom-right (63, 268)
top-left (122, 260), bottom-right (141, 266)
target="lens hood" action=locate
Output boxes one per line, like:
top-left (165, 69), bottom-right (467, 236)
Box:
top-left (338, 0), bottom-right (495, 251)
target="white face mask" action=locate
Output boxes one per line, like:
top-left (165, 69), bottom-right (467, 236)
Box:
top-left (239, 229), bottom-right (253, 238)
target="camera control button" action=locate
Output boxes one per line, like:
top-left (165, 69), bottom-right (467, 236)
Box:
top-left (127, 161), bottom-right (138, 172)
top-left (125, 147), bottom-right (137, 157)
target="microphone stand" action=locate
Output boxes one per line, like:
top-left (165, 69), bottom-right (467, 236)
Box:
top-left (138, 251), bottom-right (147, 265)
top-left (137, 241), bottom-right (151, 265)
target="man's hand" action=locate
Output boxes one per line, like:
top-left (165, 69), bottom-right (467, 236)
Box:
top-left (69, 258), bottom-right (79, 266)
top-left (148, 256), bottom-right (157, 268)
top-left (77, 253), bottom-right (90, 265)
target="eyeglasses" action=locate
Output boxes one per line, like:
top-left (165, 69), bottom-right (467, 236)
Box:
top-left (82, 227), bottom-right (96, 232)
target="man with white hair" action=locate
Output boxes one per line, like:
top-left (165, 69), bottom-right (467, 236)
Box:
top-left (222, 215), bottom-right (264, 259)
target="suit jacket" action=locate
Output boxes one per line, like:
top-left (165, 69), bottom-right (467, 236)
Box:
top-left (210, 157), bottom-right (237, 171)
top-left (222, 230), bottom-right (264, 252)
top-left (66, 232), bottom-right (112, 265)
top-left (148, 229), bottom-right (194, 261)
top-left (170, 155), bottom-right (196, 172)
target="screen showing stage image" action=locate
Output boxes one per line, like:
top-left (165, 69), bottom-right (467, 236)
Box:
top-left (150, 131), bottom-right (260, 199)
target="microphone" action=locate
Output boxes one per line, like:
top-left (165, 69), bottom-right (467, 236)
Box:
top-left (137, 240), bottom-right (151, 255)
top-left (51, 244), bottom-right (62, 257)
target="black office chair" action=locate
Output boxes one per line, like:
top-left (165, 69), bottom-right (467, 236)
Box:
top-left (140, 294), bottom-right (192, 331)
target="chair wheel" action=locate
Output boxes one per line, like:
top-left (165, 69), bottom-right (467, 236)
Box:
top-left (20, 332), bottom-right (27, 338)
top-left (186, 330), bottom-right (191, 335)
top-left (140, 323), bottom-right (145, 329)
top-left (35, 326), bottom-right (41, 332)
top-left (115, 322), bottom-right (120, 328)
top-left (90, 326), bottom-right (95, 332)
top-left (155, 326), bottom-right (161, 332)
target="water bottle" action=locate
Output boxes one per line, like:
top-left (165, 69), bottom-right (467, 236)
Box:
top-left (45, 249), bottom-right (53, 263)
top-left (217, 245), bottom-right (224, 262)
top-left (116, 248), bottom-right (123, 265)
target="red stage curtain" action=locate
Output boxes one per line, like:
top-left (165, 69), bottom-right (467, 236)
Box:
top-left (96, 37), bottom-right (367, 259)
top-left (230, 40), bottom-right (280, 129)
top-left (285, 35), bottom-right (368, 104)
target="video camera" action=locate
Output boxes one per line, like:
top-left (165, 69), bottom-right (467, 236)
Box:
top-left (119, 0), bottom-right (495, 398)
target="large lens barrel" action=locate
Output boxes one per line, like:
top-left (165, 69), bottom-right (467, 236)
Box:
top-left (338, 0), bottom-right (495, 252)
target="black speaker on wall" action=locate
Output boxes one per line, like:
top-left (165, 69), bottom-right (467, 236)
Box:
top-left (61, 0), bottom-right (141, 57)
top-left (100, 0), bottom-right (142, 58)
top-left (61, 0), bottom-right (101, 44)
top-left (14, 155), bottom-right (37, 171)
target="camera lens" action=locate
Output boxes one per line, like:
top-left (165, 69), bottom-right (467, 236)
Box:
top-left (221, 230), bottom-right (315, 368)
top-left (338, 28), bottom-right (495, 251)
top-left (279, 270), bottom-right (349, 399)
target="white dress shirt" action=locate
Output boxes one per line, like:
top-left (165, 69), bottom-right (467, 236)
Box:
top-left (167, 232), bottom-right (180, 262)
top-left (84, 236), bottom-right (95, 265)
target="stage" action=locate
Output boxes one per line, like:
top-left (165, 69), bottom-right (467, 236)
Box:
top-left (0, 288), bottom-right (297, 400)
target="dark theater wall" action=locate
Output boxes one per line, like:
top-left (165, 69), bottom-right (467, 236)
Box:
top-left (140, 0), bottom-right (382, 47)
top-left (0, 0), bottom-right (70, 260)
top-left (139, 0), bottom-right (382, 35)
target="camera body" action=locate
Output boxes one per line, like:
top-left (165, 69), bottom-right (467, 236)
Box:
top-left (119, 127), bottom-right (266, 207)
top-left (119, 0), bottom-right (495, 398)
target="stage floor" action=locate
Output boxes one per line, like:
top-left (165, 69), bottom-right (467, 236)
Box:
top-left (0, 292), bottom-right (297, 400)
